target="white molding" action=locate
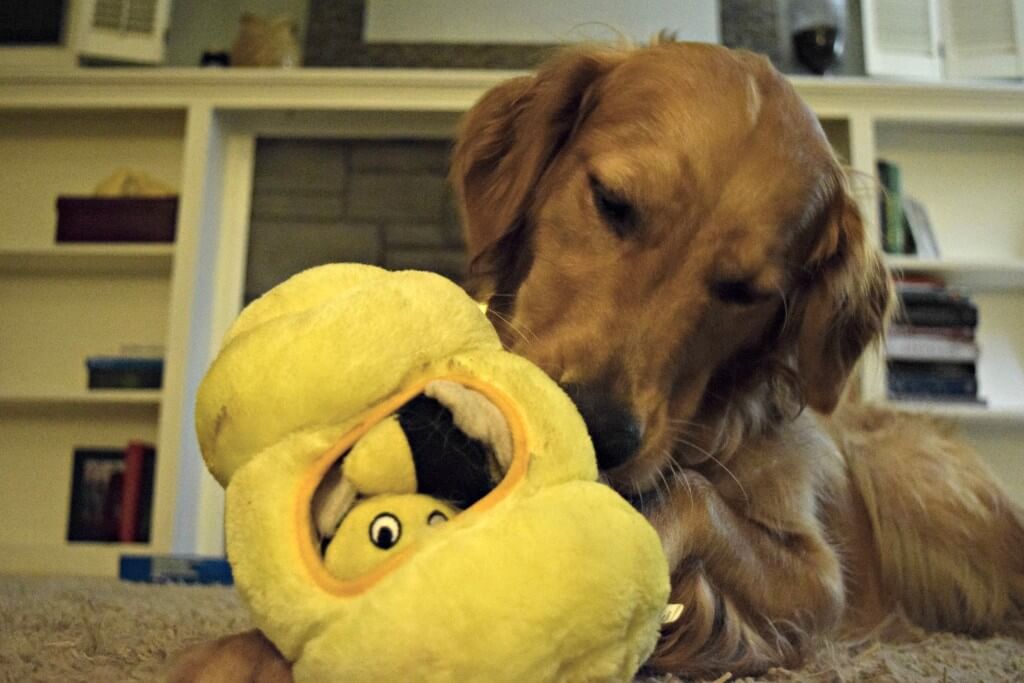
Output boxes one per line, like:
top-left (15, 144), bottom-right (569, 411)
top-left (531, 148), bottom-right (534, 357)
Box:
top-left (0, 69), bottom-right (1021, 122)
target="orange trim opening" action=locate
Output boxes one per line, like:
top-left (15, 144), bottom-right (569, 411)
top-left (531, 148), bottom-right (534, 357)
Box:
top-left (294, 373), bottom-right (530, 597)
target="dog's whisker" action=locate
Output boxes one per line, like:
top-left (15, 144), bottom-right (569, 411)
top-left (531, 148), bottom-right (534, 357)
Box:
top-left (672, 435), bottom-right (749, 508)
top-left (486, 308), bottom-right (537, 348)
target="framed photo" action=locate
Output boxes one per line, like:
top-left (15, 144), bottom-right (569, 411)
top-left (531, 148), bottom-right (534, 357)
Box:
top-left (66, 448), bottom-right (124, 542)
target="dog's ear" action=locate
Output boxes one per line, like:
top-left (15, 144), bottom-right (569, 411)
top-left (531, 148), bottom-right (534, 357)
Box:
top-left (450, 48), bottom-right (624, 299)
top-left (796, 189), bottom-right (893, 414)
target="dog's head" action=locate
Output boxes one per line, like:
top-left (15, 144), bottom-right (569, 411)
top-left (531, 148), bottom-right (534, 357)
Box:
top-left (451, 41), bottom-right (891, 494)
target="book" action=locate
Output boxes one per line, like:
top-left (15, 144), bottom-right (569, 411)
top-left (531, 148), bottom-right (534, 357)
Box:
top-left (118, 441), bottom-right (156, 543)
top-left (894, 280), bottom-right (979, 329)
top-left (902, 195), bottom-right (940, 258)
top-left (887, 361), bottom-right (979, 400)
top-left (896, 281), bottom-right (972, 305)
top-left (119, 554), bottom-right (233, 585)
top-left (885, 332), bottom-right (979, 363)
top-left (888, 376), bottom-right (979, 401)
top-left (86, 356), bottom-right (164, 390)
top-left (888, 324), bottom-right (975, 341)
top-left (895, 304), bottom-right (978, 329)
top-left (878, 159), bottom-right (906, 255)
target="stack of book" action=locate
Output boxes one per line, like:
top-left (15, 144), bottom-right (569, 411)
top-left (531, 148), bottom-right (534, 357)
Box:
top-left (886, 278), bottom-right (983, 405)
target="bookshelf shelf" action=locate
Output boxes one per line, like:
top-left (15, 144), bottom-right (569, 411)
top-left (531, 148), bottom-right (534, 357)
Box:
top-left (885, 400), bottom-right (1024, 426)
top-left (886, 256), bottom-right (1024, 292)
top-left (0, 390), bottom-right (162, 408)
top-left (0, 541), bottom-right (153, 576)
top-left (0, 244), bottom-right (174, 276)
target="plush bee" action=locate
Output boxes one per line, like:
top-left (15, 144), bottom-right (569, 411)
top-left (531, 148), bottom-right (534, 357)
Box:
top-left (196, 264), bottom-right (670, 682)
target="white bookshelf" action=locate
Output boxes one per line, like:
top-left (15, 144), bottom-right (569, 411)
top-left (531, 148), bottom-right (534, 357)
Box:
top-left (868, 113), bottom-right (1024, 439)
top-left (0, 70), bottom-right (1021, 575)
top-left (0, 105), bottom-right (183, 577)
top-left (0, 245), bottom-right (174, 276)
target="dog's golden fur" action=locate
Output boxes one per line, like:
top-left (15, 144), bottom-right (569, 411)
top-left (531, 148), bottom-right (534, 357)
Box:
top-left (170, 41), bottom-right (1023, 681)
top-left (450, 40), bottom-right (1024, 678)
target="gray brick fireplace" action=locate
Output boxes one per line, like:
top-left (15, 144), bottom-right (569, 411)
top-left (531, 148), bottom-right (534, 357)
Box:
top-left (245, 138), bottom-right (466, 303)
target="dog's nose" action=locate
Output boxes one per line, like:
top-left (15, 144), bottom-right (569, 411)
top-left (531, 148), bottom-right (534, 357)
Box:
top-left (561, 383), bottom-right (643, 470)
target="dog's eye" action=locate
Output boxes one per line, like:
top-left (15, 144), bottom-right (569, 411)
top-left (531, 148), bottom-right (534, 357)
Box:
top-left (711, 280), bottom-right (765, 306)
top-left (589, 175), bottom-right (634, 237)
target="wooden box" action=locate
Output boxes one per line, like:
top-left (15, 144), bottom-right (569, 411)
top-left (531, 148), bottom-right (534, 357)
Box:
top-left (56, 197), bottom-right (178, 243)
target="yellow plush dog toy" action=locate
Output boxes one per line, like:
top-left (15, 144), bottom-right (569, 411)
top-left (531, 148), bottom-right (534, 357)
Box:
top-left (195, 264), bottom-right (670, 682)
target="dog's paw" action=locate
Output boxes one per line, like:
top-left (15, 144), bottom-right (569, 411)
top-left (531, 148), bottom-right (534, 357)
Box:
top-left (166, 629), bottom-right (293, 683)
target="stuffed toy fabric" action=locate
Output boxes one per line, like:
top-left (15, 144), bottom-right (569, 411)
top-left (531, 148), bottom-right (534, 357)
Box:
top-left (195, 264), bottom-right (671, 682)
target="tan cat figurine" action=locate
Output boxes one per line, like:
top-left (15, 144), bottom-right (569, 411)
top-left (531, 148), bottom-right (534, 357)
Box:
top-left (231, 13), bottom-right (300, 68)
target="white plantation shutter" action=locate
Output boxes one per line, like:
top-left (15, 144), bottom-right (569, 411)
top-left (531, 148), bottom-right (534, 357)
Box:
top-left (862, 0), bottom-right (944, 79)
top-left (75, 0), bottom-right (171, 63)
top-left (943, 0), bottom-right (1024, 79)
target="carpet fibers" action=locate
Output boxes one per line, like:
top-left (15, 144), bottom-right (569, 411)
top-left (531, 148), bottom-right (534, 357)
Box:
top-left (1, 575), bottom-right (1022, 682)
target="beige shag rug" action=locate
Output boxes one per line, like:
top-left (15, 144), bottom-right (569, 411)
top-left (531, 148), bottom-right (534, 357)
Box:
top-left (1, 575), bottom-right (1022, 682)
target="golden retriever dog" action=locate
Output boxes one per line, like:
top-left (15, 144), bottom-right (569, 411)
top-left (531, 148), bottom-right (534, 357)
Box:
top-left (171, 40), bottom-right (1024, 681)
top-left (449, 39), bottom-right (1024, 678)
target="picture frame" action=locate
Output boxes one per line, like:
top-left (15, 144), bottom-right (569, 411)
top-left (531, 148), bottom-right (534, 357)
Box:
top-left (66, 448), bottom-right (125, 542)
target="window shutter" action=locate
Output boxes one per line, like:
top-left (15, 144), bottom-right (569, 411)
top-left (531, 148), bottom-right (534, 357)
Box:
top-left (943, 0), bottom-right (1024, 79)
top-left (75, 0), bottom-right (171, 64)
top-left (862, 0), bottom-right (944, 79)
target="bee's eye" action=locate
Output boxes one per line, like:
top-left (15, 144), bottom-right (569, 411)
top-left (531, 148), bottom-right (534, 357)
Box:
top-left (589, 175), bottom-right (635, 238)
top-left (369, 513), bottom-right (402, 549)
top-left (427, 510), bottom-right (448, 526)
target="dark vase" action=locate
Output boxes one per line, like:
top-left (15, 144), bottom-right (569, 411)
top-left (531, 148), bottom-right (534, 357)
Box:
top-left (793, 24), bottom-right (841, 74)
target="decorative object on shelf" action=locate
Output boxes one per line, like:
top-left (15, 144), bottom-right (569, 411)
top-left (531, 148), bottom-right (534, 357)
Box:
top-left (56, 169), bottom-right (178, 243)
top-left (200, 50), bottom-right (231, 67)
top-left (230, 13), bottom-right (301, 68)
top-left (66, 442), bottom-right (157, 544)
top-left (194, 263), bottom-right (671, 681)
top-left (790, 0), bottom-right (846, 74)
top-left (92, 169), bottom-right (175, 198)
top-left (120, 554), bottom-right (233, 585)
top-left (86, 356), bottom-right (164, 390)
top-left (721, 0), bottom-right (865, 75)
top-left (887, 278), bottom-right (984, 405)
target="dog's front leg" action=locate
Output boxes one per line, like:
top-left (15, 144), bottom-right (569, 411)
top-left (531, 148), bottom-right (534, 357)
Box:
top-left (645, 466), bottom-right (844, 678)
top-left (166, 629), bottom-right (293, 683)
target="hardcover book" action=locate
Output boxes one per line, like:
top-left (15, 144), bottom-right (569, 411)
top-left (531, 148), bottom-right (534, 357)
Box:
top-left (878, 159), bottom-right (906, 255)
top-left (886, 333), bottom-right (980, 363)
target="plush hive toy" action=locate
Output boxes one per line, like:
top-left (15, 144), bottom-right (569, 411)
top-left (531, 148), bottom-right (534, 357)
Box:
top-left (195, 263), bottom-right (670, 682)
